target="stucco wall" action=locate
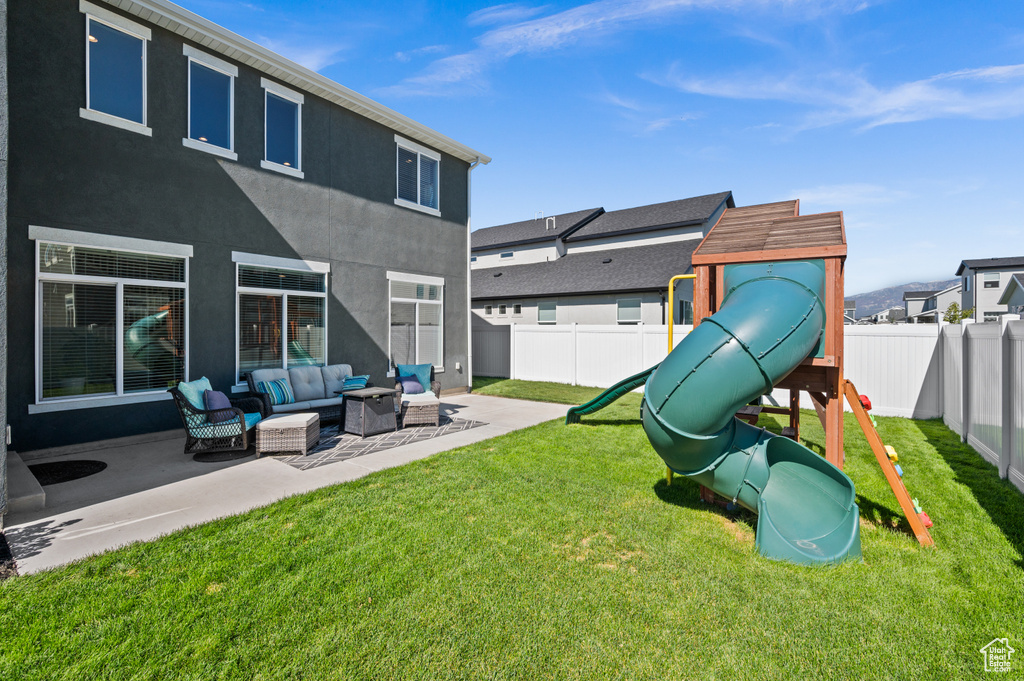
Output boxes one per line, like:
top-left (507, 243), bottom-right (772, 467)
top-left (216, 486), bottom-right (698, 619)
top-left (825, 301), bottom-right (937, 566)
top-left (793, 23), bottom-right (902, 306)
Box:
top-left (7, 0), bottom-right (472, 451)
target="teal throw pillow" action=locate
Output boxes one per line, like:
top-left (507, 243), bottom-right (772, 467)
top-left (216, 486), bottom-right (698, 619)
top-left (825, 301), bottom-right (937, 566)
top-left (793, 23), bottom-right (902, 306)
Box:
top-left (177, 377), bottom-right (213, 410)
top-left (397, 363), bottom-right (432, 393)
top-left (342, 375), bottom-right (369, 390)
top-left (257, 378), bottom-right (295, 406)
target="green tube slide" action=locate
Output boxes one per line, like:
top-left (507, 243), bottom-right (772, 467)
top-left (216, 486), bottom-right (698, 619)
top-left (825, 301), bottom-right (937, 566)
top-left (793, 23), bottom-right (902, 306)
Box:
top-left (565, 365), bottom-right (659, 424)
top-left (641, 260), bottom-right (861, 565)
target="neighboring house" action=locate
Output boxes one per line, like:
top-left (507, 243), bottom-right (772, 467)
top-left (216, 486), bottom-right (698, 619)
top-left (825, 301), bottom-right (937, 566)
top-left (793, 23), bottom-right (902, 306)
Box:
top-left (955, 256), bottom-right (1024, 322)
top-left (843, 299), bottom-right (856, 325)
top-left (470, 192), bottom-right (735, 326)
top-left (872, 307), bottom-right (906, 324)
top-left (6, 0), bottom-right (488, 452)
top-left (905, 283), bottom-right (961, 323)
top-left (997, 273), bottom-right (1024, 315)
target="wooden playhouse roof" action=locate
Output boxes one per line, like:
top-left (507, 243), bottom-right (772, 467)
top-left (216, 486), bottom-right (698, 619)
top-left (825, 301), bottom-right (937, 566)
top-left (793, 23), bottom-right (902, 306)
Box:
top-left (692, 200), bottom-right (846, 265)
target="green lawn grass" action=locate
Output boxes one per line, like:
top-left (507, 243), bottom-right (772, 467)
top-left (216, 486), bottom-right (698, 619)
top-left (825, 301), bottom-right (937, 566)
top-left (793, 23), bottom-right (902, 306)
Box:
top-left (1, 379), bottom-right (1022, 679)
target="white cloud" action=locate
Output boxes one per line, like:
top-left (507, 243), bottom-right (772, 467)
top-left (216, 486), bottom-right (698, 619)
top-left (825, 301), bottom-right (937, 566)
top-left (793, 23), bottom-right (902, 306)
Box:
top-left (467, 3), bottom-right (550, 27)
top-left (257, 36), bottom-right (347, 71)
top-left (394, 45), bottom-right (448, 63)
top-left (792, 183), bottom-right (911, 209)
top-left (652, 61), bottom-right (1024, 130)
top-left (382, 0), bottom-right (869, 96)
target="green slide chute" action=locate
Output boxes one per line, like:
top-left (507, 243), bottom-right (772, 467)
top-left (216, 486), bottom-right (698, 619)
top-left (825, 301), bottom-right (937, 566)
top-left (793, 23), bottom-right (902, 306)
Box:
top-left (641, 260), bottom-right (861, 565)
top-left (565, 365), bottom-right (659, 425)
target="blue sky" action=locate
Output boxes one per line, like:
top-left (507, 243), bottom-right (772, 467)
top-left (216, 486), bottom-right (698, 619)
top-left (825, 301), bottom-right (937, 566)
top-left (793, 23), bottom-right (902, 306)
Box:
top-left (185, 0), bottom-right (1024, 294)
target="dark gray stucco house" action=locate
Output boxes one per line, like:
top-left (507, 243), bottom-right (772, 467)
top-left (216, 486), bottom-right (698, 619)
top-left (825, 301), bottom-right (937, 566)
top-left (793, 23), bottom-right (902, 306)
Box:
top-left (470, 192), bottom-right (733, 327)
top-left (5, 0), bottom-right (488, 453)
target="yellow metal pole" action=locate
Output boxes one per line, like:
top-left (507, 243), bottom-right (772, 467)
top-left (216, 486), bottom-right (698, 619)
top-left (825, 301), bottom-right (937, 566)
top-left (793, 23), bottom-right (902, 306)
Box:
top-left (667, 274), bottom-right (696, 353)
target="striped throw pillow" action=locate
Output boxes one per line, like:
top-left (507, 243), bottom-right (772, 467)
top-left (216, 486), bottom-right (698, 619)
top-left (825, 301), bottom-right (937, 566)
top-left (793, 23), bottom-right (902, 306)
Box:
top-left (342, 374), bottom-right (369, 390)
top-left (257, 378), bottom-right (295, 405)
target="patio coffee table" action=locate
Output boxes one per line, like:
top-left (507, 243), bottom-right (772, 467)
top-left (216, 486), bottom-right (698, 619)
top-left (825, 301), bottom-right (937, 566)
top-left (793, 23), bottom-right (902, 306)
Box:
top-left (256, 412), bottom-right (320, 456)
top-left (343, 387), bottom-right (400, 437)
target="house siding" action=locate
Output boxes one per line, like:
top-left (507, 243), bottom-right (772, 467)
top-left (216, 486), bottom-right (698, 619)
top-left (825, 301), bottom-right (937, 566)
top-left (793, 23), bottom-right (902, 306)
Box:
top-left (7, 0), bottom-right (472, 451)
top-left (472, 289), bottom-right (692, 327)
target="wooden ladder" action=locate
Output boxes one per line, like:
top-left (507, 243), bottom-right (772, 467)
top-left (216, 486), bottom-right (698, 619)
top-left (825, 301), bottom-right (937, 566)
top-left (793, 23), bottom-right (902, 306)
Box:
top-left (843, 379), bottom-right (934, 547)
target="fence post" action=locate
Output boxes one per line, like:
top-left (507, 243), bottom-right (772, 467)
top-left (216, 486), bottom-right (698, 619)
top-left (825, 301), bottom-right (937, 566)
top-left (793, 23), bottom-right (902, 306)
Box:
top-left (571, 323), bottom-right (578, 386)
top-left (1000, 315), bottom-right (1021, 479)
top-left (509, 323), bottom-right (516, 381)
top-left (961, 318), bottom-right (974, 444)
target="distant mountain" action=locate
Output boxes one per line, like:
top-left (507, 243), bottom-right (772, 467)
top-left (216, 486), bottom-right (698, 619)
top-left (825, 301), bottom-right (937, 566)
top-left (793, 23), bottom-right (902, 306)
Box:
top-left (849, 279), bottom-right (959, 318)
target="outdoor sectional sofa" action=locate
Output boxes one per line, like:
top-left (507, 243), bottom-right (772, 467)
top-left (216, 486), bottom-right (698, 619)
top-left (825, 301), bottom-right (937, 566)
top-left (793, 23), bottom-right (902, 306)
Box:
top-left (247, 364), bottom-right (363, 424)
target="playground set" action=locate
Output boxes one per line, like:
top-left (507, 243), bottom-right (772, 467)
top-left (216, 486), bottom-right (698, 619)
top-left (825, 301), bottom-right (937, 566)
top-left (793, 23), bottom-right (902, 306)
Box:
top-left (566, 200), bottom-right (934, 565)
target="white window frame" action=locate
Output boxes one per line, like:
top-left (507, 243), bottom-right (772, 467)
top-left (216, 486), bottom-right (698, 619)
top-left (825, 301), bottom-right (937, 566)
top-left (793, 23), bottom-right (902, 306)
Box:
top-left (513, 304), bottom-right (522, 317)
top-left (617, 297), bottom-right (642, 324)
top-left (29, 225), bottom-right (192, 413)
top-left (80, 1), bottom-right (152, 137)
top-left (484, 305), bottom-right (493, 316)
top-left (498, 304), bottom-right (508, 316)
top-left (387, 271), bottom-right (445, 374)
top-left (538, 301), bottom-right (557, 325)
top-left (984, 272), bottom-right (1000, 289)
top-left (260, 78), bottom-right (304, 179)
top-left (964, 276), bottom-right (971, 292)
top-left (233, 252), bottom-right (329, 390)
top-left (182, 45), bottom-right (238, 161)
top-left (394, 135), bottom-right (441, 217)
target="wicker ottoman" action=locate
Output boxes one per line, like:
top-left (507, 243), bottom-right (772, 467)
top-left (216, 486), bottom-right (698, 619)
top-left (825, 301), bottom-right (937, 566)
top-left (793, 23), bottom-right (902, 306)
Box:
top-left (400, 394), bottom-right (440, 427)
top-left (256, 412), bottom-right (320, 456)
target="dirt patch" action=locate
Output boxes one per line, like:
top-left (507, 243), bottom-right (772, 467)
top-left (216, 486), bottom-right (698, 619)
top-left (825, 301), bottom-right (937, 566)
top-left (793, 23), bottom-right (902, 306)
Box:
top-left (0, 531), bottom-right (18, 580)
top-left (555, 531), bottom-right (646, 568)
top-left (713, 514), bottom-right (754, 545)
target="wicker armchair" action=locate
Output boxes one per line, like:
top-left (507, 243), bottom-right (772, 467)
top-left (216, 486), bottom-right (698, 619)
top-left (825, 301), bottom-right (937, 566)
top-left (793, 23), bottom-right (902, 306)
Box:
top-left (169, 387), bottom-right (266, 455)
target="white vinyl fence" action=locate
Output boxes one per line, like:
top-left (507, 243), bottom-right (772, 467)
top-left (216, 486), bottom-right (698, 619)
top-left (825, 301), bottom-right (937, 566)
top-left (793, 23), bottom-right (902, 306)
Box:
top-left (472, 318), bottom-right (1024, 492)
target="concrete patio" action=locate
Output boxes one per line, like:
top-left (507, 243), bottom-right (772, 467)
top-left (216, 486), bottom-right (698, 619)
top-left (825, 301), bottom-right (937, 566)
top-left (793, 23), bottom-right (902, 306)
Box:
top-left (4, 394), bottom-right (568, 574)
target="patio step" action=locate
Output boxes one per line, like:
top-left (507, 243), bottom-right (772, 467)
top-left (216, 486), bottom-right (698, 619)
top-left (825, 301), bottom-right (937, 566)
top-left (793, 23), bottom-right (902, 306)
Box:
top-left (5, 451), bottom-right (45, 513)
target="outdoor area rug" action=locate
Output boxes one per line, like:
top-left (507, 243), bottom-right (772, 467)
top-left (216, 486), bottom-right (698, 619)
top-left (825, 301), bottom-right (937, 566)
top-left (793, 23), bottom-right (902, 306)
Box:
top-left (275, 415), bottom-right (487, 471)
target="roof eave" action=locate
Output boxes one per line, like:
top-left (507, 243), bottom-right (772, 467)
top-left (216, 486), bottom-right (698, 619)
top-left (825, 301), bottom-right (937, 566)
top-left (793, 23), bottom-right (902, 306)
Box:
top-left (565, 218), bottom-right (706, 242)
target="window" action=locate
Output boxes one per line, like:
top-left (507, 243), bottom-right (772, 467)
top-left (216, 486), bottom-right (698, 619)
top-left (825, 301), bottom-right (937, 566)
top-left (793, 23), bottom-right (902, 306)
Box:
top-left (235, 255), bottom-right (327, 383)
top-left (471, 256), bottom-right (477, 263)
top-left (389, 272), bottom-right (444, 370)
top-left (964, 276), bottom-right (971, 292)
top-left (617, 298), bottom-right (642, 324)
top-left (484, 305), bottom-right (493, 315)
top-left (500, 252), bottom-right (514, 259)
top-left (984, 272), bottom-right (1000, 289)
top-left (677, 300), bottom-right (694, 325)
top-left (35, 236), bottom-right (188, 407)
top-left (538, 301), bottom-right (556, 324)
top-left (395, 135), bottom-right (441, 216)
top-left (81, 2), bottom-right (151, 135)
top-left (513, 304), bottom-right (522, 316)
top-left (261, 78), bottom-right (303, 178)
top-left (183, 46), bottom-right (236, 159)
top-left (498, 304), bottom-right (507, 316)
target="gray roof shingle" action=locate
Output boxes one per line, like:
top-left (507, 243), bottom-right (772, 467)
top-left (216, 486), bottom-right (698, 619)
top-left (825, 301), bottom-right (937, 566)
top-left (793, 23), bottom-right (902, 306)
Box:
top-left (956, 256), bottom-right (1024, 275)
top-left (471, 240), bottom-right (700, 300)
top-left (470, 208), bottom-right (603, 251)
top-left (565, 192), bottom-right (733, 242)
top-left (902, 290), bottom-right (940, 300)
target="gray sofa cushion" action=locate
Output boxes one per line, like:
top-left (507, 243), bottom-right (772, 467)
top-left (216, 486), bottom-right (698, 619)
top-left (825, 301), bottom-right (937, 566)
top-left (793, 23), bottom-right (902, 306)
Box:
top-left (249, 368), bottom-right (289, 389)
top-left (271, 400), bottom-right (313, 413)
top-left (306, 397), bottom-right (345, 410)
top-left (321, 364), bottom-right (353, 395)
top-left (289, 366), bottom-right (326, 402)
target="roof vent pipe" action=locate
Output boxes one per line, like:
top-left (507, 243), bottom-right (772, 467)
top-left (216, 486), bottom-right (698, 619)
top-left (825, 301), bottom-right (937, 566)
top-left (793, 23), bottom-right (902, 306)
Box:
top-left (534, 211), bottom-right (544, 221)
top-left (546, 216), bottom-right (556, 231)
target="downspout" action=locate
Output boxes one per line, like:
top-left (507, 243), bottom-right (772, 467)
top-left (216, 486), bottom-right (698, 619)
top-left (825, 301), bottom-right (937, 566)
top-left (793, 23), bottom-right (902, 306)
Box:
top-left (466, 156), bottom-right (483, 392)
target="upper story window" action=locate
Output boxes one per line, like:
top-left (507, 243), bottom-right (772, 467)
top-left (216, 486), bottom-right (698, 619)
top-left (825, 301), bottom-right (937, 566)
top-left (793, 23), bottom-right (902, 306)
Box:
top-left (235, 253), bottom-right (328, 384)
top-left (484, 305), bottom-right (493, 315)
top-left (500, 252), bottom-right (514, 259)
top-left (984, 272), bottom-right (1000, 289)
top-left (498, 304), bottom-right (507, 316)
top-left (183, 46), bottom-right (237, 160)
top-left (513, 304), bottom-right (522, 316)
top-left (395, 135), bottom-right (441, 217)
top-left (261, 78), bottom-right (304, 179)
top-left (80, 2), bottom-right (152, 136)
top-left (964, 276), bottom-right (971, 292)
top-left (538, 301), bottom-right (556, 324)
top-left (617, 298), bottom-right (641, 324)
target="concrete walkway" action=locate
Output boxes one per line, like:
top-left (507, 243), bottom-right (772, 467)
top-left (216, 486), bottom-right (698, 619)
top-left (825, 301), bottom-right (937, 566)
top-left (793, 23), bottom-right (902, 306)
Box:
top-left (5, 394), bottom-right (568, 574)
